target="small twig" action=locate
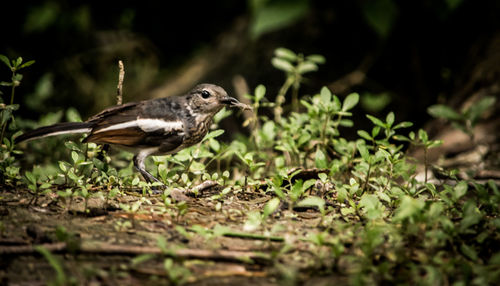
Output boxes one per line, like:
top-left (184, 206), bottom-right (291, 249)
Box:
top-left (116, 60), bottom-right (124, 105)
top-left (189, 180), bottom-right (219, 195)
top-left (221, 231), bottom-right (284, 242)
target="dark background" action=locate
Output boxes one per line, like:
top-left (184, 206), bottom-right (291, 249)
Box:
top-left (1, 0), bottom-right (499, 133)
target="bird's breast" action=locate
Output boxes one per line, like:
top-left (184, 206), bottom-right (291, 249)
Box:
top-left (183, 120), bottom-right (210, 147)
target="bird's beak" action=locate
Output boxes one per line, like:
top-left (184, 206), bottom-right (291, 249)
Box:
top-left (220, 96), bottom-right (253, 111)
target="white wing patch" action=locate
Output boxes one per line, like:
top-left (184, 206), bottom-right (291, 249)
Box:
top-left (137, 118), bottom-right (183, 132)
top-left (95, 118), bottom-right (183, 133)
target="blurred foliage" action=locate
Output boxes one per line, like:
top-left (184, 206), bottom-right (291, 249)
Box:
top-left (249, 0), bottom-right (309, 39)
top-left (360, 0), bottom-right (398, 38)
top-left (428, 96), bottom-right (496, 140)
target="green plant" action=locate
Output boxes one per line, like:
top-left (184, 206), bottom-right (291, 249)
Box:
top-left (35, 245), bottom-right (73, 286)
top-left (0, 54), bottom-right (35, 142)
top-left (24, 168), bottom-right (52, 205)
top-left (427, 96), bottom-right (496, 140)
top-left (271, 47), bottom-right (325, 119)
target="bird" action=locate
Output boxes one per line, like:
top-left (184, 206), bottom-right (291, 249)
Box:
top-left (16, 83), bottom-right (251, 185)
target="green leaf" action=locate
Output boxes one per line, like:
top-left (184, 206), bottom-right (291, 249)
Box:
top-left (19, 60), bottom-right (35, 69)
top-left (0, 54), bottom-right (11, 68)
top-left (271, 58), bottom-right (294, 73)
top-left (427, 202), bottom-right (443, 219)
top-left (250, 0), bottom-right (309, 39)
top-left (418, 129), bottom-right (428, 143)
top-left (319, 86), bottom-right (332, 105)
top-left (15, 57), bottom-right (23, 68)
top-left (372, 126), bottom-right (381, 138)
top-left (339, 119), bottom-right (353, 127)
top-left (377, 191), bottom-right (391, 203)
top-left (393, 134), bottom-right (409, 142)
top-left (427, 104), bottom-right (462, 121)
top-left (262, 121), bottom-right (276, 142)
top-left (386, 112), bottom-right (395, 127)
top-left (303, 179), bottom-right (316, 192)
top-left (393, 121), bottom-right (413, 129)
top-left (71, 151), bottom-right (79, 164)
top-left (315, 149), bottom-right (328, 169)
top-left (306, 54), bottom-right (326, 64)
top-left (243, 210), bottom-right (262, 231)
top-left (342, 93), bottom-right (359, 111)
top-left (361, 0), bottom-right (397, 38)
top-left (393, 196), bottom-right (425, 221)
top-left (35, 246), bottom-right (66, 285)
top-left (255, 84), bottom-right (266, 101)
top-left (131, 177), bottom-right (140, 186)
top-left (58, 161), bottom-right (68, 172)
top-left (341, 207), bottom-right (355, 216)
top-left (337, 187), bottom-right (347, 203)
top-left (262, 197), bottom-right (280, 219)
top-left (274, 47), bottom-right (297, 62)
top-left (453, 181), bottom-right (468, 200)
top-left (25, 171), bottom-right (37, 185)
top-left (332, 95), bottom-right (341, 111)
top-left (189, 161), bottom-right (205, 173)
top-left (366, 114), bottom-right (386, 128)
top-left (360, 92), bottom-right (392, 113)
top-left (131, 254), bottom-right (156, 266)
top-left (359, 194), bottom-right (384, 220)
top-left (66, 107), bottom-right (82, 122)
top-left (466, 96), bottom-right (496, 124)
top-left (296, 61), bottom-right (318, 74)
top-left (356, 141), bottom-right (370, 161)
top-left (209, 138), bottom-right (220, 152)
top-left (156, 236), bottom-right (168, 253)
top-left (357, 130), bottom-right (372, 141)
top-left (359, 194), bottom-right (380, 210)
top-left (409, 131), bottom-right (415, 140)
top-left (459, 202), bottom-right (482, 232)
top-left (203, 129), bottom-right (224, 141)
top-left (297, 196), bottom-right (325, 214)
top-left (427, 139), bottom-right (443, 149)
top-left (460, 243), bottom-right (478, 261)
top-left (489, 252), bottom-right (500, 265)
top-left (12, 73), bottom-right (23, 83)
top-left (290, 180), bottom-right (304, 201)
top-left (318, 173), bottom-right (327, 182)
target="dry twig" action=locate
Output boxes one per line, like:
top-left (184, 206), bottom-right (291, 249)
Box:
top-left (116, 60), bottom-right (125, 105)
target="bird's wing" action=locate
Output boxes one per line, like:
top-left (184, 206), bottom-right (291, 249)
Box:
top-left (86, 101), bottom-right (139, 122)
top-left (84, 98), bottom-right (186, 151)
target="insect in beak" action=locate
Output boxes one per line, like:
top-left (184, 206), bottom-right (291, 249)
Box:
top-left (220, 96), bottom-right (253, 111)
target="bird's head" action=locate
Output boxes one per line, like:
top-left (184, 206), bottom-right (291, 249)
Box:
top-left (188, 84), bottom-right (252, 116)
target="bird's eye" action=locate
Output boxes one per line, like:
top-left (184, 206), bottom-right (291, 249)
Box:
top-left (201, 90), bottom-right (211, 99)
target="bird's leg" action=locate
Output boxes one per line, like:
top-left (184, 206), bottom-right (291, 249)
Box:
top-left (133, 150), bottom-right (164, 193)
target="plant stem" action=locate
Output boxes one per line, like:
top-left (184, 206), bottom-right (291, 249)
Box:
top-left (424, 146), bottom-right (428, 184)
top-left (274, 77), bottom-right (294, 122)
top-left (291, 77), bottom-right (300, 112)
top-left (0, 123), bottom-right (6, 144)
top-left (10, 78), bottom-right (15, 105)
top-left (321, 115), bottom-right (330, 147)
top-left (363, 160), bottom-right (372, 193)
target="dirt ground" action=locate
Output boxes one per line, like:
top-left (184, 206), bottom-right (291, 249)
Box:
top-left (0, 184), bottom-right (343, 285)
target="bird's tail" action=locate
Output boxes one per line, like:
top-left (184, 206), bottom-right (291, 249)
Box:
top-left (15, 122), bottom-right (93, 143)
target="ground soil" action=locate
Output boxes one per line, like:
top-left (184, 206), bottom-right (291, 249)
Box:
top-left (0, 184), bottom-right (343, 285)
